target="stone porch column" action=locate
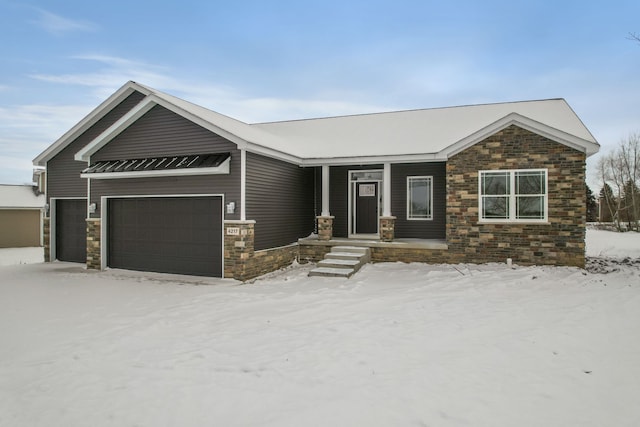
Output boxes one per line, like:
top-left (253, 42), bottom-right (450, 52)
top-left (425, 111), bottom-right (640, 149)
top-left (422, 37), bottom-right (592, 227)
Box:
top-left (316, 216), bottom-right (334, 241)
top-left (224, 220), bottom-right (255, 280)
top-left (379, 216), bottom-right (396, 242)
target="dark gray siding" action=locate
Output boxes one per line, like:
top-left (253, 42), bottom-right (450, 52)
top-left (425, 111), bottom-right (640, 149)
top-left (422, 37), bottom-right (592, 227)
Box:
top-left (329, 165), bottom-right (383, 237)
top-left (90, 105), bottom-right (241, 220)
top-left (47, 91), bottom-right (146, 201)
top-left (391, 162), bottom-right (446, 239)
top-left (90, 168), bottom-right (241, 220)
top-left (246, 153), bottom-right (315, 250)
top-left (93, 105), bottom-right (236, 160)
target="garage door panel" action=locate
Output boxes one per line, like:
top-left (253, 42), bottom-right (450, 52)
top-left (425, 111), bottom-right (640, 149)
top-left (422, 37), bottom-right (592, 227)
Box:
top-left (55, 199), bottom-right (86, 263)
top-left (108, 197), bottom-right (222, 277)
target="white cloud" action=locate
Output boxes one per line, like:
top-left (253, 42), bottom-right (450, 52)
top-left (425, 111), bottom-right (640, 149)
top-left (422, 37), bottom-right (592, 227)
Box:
top-left (31, 8), bottom-right (97, 35)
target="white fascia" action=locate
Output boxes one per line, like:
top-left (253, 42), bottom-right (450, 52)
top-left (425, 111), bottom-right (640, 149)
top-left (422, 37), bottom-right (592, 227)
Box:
top-left (300, 152), bottom-right (443, 167)
top-left (439, 113), bottom-right (600, 159)
top-left (34, 81), bottom-right (151, 166)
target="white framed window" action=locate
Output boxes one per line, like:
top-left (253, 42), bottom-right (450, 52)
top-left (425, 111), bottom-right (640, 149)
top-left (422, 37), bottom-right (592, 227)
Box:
top-left (407, 176), bottom-right (433, 220)
top-left (479, 169), bottom-right (548, 222)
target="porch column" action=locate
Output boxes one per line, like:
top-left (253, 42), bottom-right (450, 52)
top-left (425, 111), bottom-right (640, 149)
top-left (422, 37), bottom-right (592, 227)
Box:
top-left (317, 165), bottom-right (334, 241)
top-left (383, 163), bottom-right (391, 216)
top-left (321, 165), bottom-right (330, 216)
top-left (380, 163), bottom-right (395, 242)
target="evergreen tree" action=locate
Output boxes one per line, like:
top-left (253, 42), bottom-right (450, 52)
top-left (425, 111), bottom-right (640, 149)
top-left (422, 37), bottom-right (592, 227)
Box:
top-left (586, 184), bottom-right (598, 222)
top-left (598, 184), bottom-right (616, 223)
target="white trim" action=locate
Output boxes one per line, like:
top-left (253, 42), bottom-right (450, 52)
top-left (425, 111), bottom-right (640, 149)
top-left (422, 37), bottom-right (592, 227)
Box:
top-left (240, 149), bottom-right (246, 221)
top-left (407, 176), bottom-right (433, 221)
top-left (100, 193), bottom-right (225, 277)
top-left (383, 163), bottom-right (391, 217)
top-left (34, 82), bottom-right (152, 166)
top-left (80, 157), bottom-right (230, 180)
top-left (321, 165), bottom-right (330, 216)
top-left (440, 113), bottom-right (600, 159)
top-left (348, 169), bottom-right (383, 237)
top-left (478, 168), bottom-right (548, 223)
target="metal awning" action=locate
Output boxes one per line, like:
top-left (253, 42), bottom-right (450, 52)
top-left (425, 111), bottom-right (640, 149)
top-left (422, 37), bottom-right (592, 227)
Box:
top-left (81, 153), bottom-right (231, 179)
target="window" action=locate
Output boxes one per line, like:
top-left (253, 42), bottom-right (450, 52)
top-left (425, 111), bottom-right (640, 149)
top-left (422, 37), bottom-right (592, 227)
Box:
top-left (407, 176), bottom-right (433, 220)
top-left (479, 169), bottom-right (547, 222)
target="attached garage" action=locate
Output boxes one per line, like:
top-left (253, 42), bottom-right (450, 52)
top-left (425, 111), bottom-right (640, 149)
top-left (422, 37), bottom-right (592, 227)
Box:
top-left (0, 185), bottom-right (45, 248)
top-left (107, 196), bottom-right (223, 277)
top-left (55, 199), bottom-right (87, 262)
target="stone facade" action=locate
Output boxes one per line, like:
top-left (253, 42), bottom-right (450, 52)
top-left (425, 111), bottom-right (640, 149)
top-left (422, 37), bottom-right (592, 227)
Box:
top-left (86, 218), bottom-right (101, 270)
top-left (316, 216), bottom-right (334, 241)
top-left (43, 217), bottom-right (50, 262)
top-left (446, 125), bottom-right (586, 267)
top-left (379, 216), bottom-right (396, 242)
top-left (224, 220), bottom-right (297, 281)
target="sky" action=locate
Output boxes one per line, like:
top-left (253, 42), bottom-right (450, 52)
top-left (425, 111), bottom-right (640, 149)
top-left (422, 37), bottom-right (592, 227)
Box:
top-left (0, 0), bottom-right (638, 190)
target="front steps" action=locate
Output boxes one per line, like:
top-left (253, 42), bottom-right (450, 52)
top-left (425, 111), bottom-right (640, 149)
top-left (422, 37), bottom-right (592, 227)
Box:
top-left (308, 246), bottom-right (371, 278)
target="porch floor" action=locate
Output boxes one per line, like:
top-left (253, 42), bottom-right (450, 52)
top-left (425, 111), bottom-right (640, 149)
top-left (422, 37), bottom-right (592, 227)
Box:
top-left (298, 236), bottom-right (448, 250)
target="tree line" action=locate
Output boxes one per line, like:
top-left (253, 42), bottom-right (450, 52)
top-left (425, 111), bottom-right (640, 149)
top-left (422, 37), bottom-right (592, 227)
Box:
top-left (594, 133), bottom-right (640, 231)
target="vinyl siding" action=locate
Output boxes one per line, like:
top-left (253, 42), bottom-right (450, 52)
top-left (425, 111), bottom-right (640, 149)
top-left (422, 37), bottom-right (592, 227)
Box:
top-left (329, 165), bottom-right (383, 238)
top-left (93, 105), bottom-right (236, 160)
top-left (89, 104), bottom-right (241, 220)
top-left (47, 91), bottom-right (145, 201)
top-left (391, 162), bottom-right (446, 239)
top-left (246, 153), bottom-right (315, 250)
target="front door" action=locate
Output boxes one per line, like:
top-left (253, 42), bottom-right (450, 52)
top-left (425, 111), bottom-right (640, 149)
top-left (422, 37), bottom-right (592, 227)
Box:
top-left (354, 181), bottom-right (379, 234)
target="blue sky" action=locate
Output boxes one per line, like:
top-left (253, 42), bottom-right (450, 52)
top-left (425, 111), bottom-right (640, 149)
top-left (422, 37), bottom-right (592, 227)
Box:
top-left (1, 0), bottom-right (638, 189)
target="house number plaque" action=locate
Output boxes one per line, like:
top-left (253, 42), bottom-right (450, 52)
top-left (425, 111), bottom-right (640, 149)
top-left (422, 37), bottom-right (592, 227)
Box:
top-left (226, 227), bottom-right (240, 236)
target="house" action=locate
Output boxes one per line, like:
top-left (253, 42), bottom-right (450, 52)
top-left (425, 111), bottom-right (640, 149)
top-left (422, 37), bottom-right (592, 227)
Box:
top-left (0, 184), bottom-right (45, 248)
top-left (33, 81), bottom-right (599, 280)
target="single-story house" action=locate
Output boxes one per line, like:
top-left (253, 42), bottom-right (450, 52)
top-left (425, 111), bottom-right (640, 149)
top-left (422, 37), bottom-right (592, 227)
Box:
top-left (33, 81), bottom-right (599, 280)
top-left (0, 184), bottom-right (45, 248)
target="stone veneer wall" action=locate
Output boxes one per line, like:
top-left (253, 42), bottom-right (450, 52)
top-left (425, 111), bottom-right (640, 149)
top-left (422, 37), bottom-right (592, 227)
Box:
top-left (446, 125), bottom-right (587, 267)
top-left (86, 218), bottom-right (101, 270)
top-left (224, 221), bottom-right (297, 281)
top-left (43, 217), bottom-right (50, 262)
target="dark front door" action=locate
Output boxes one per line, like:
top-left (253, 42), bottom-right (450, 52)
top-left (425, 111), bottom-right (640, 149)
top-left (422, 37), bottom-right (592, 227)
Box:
top-left (355, 182), bottom-right (378, 234)
top-left (55, 199), bottom-right (87, 263)
top-left (108, 197), bottom-right (223, 277)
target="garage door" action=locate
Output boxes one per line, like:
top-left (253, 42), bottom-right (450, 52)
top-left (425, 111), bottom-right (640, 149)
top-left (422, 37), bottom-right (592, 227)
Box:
top-left (108, 197), bottom-right (223, 277)
top-left (55, 199), bottom-right (87, 262)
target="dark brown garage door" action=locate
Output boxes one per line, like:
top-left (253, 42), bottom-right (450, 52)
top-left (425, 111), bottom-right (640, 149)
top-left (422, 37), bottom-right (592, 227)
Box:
top-left (108, 197), bottom-right (223, 277)
top-left (55, 199), bottom-right (87, 263)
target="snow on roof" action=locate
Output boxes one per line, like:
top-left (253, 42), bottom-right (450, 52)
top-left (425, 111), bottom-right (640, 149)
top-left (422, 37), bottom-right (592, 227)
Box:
top-left (38, 81), bottom-right (601, 167)
top-left (0, 185), bottom-right (45, 209)
top-left (252, 99), bottom-right (599, 159)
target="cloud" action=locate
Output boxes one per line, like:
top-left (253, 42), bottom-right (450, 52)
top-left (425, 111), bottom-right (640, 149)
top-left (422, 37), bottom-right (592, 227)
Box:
top-left (31, 8), bottom-right (97, 35)
top-left (28, 54), bottom-right (390, 122)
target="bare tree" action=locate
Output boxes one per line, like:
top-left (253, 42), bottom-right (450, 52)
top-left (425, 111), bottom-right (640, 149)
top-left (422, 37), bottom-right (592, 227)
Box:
top-left (597, 133), bottom-right (640, 231)
top-left (629, 32), bottom-right (640, 43)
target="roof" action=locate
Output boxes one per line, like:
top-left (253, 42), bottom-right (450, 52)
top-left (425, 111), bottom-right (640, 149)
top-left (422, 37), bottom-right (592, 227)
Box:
top-left (35, 81), bottom-right (600, 167)
top-left (254, 99), bottom-right (599, 161)
top-left (0, 185), bottom-right (45, 209)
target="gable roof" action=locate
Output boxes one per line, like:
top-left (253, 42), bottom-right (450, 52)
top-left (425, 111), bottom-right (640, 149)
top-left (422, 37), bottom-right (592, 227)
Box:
top-left (33, 81), bottom-right (152, 166)
top-left (35, 81), bottom-right (600, 167)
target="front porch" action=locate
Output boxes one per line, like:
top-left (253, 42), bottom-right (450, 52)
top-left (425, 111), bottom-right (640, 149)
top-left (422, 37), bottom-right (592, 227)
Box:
top-left (298, 235), bottom-right (451, 265)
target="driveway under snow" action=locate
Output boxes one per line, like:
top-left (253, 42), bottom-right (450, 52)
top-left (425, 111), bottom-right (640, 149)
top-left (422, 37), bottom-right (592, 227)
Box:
top-left (1, 231), bottom-right (639, 427)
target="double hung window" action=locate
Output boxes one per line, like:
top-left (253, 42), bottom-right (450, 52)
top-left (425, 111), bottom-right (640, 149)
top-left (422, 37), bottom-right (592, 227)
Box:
top-left (479, 169), bottom-right (547, 222)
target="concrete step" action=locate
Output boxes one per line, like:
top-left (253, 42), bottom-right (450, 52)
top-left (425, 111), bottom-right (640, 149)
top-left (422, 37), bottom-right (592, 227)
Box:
top-left (325, 252), bottom-right (365, 261)
top-left (318, 258), bottom-right (361, 269)
top-left (308, 267), bottom-right (354, 278)
top-left (331, 246), bottom-right (369, 254)
top-left (308, 246), bottom-right (371, 279)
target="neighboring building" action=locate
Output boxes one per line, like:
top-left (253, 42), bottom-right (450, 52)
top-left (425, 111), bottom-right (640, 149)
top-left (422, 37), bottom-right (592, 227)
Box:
top-left (33, 81), bottom-right (599, 280)
top-left (0, 184), bottom-right (45, 248)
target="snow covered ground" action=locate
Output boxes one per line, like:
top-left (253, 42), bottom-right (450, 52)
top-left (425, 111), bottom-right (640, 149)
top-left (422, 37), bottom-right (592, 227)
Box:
top-left (1, 230), bottom-right (639, 427)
